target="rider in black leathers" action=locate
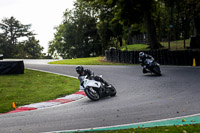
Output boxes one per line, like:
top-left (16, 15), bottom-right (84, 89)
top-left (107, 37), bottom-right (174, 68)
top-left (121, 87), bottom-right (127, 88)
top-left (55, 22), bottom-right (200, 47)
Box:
top-left (139, 52), bottom-right (154, 73)
top-left (76, 66), bottom-right (110, 87)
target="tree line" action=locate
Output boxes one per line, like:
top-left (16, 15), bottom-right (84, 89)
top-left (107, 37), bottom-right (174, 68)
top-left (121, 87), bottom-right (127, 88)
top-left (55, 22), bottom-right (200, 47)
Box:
top-left (0, 17), bottom-right (45, 58)
top-left (48, 0), bottom-right (200, 59)
top-left (1, 0), bottom-right (200, 59)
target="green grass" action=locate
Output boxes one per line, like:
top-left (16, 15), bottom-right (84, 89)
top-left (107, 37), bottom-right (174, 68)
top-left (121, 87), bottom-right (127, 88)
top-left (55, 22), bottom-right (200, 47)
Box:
top-left (0, 69), bottom-right (79, 113)
top-left (49, 57), bottom-right (131, 65)
top-left (121, 39), bottom-right (190, 51)
top-left (81, 124), bottom-right (200, 133)
top-left (160, 39), bottom-right (190, 50)
top-left (121, 44), bottom-right (149, 51)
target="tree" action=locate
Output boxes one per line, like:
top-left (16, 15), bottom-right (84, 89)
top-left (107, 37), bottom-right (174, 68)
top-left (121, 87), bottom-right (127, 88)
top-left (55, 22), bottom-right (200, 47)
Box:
top-left (48, 1), bottom-right (101, 58)
top-left (0, 16), bottom-right (34, 58)
top-left (96, 4), bottom-right (116, 53)
top-left (22, 36), bottom-right (44, 58)
top-left (115, 0), bottom-right (163, 49)
top-left (142, 0), bottom-right (163, 49)
top-left (185, 0), bottom-right (200, 36)
top-left (80, 0), bottom-right (124, 51)
top-left (164, 0), bottom-right (200, 48)
top-left (82, 0), bottom-right (163, 50)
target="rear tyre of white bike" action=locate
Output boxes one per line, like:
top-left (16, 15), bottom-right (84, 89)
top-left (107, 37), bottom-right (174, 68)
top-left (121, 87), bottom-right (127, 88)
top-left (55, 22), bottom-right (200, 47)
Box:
top-left (109, 85), bottom-right (117, 97)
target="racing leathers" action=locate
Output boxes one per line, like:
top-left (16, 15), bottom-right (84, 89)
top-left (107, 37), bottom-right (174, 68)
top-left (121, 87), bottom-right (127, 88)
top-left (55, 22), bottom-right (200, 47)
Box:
top-left (78, 69), bottom-right (110, 87)
top-left (139, 54), bottom-right (154, 73)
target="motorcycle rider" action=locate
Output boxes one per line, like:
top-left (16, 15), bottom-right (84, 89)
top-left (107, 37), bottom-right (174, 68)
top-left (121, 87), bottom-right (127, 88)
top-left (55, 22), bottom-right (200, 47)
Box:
top-left (76, 66), bottom-right (111, 88)
top-left (139, 52), bottom-right (154, 73)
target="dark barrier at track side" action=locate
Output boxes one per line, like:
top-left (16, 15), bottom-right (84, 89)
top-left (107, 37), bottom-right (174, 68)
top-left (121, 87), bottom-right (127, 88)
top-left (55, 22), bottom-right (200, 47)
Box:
top-left (105, 49), bottom-right (200, 66)
top-left (0, 54), bottom-right (3, 60)
top-left (0, 60), bottom-right (24, 75)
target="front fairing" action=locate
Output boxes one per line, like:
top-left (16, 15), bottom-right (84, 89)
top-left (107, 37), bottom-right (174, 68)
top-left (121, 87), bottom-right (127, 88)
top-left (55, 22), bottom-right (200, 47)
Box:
top-left (79, 76), bottom-right (101, 88)
top-left (79, 76), bottom-right (86, 90)
top-left (84, 79), bottom-right (101, 88)
top-left (79, 76), bottom-right (85, 83)
top-left (144, 59), bottom-right (156, 67)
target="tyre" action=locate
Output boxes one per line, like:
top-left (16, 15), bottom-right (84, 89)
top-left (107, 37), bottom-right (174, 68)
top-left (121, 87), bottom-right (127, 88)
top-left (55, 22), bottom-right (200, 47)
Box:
top-left (84, 87), bottom-right (100, 101)
top-left (153, 65), bottom-right (161, 76)
top-left (109, 85), bottom-right (117, 97)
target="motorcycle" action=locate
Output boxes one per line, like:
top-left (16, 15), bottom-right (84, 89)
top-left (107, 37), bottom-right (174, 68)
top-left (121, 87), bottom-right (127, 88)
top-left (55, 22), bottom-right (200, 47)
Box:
top-left (142, 59), bottom-right (162, 76)
top-left (79, 75), bottom-right (117, 101)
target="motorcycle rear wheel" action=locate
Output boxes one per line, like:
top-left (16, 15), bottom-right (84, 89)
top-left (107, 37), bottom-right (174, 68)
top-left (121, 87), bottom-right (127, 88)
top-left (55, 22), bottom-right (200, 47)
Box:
top-left (84, 87), bottom-right (100, 101)
top-left (109, 85), bottom-right (117, 97)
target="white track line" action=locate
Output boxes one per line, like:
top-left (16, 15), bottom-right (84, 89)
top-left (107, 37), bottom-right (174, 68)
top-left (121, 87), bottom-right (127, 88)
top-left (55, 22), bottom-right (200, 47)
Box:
top-left (26, 68), bottom-right (77, 79)
top-left (43, 113), bottom-right (200, 133)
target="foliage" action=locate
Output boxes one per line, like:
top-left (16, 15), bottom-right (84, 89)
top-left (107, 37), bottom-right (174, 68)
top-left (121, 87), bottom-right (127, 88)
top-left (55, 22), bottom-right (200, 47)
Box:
top-left (121, 44), bottom-right (150, 51)
top-left (48, 0), bottom-right (200, 58)
top-left (48, 1), bottom-right (101, 59)
top-left (21, 36), bottom-right (44, 58)
top-left (0, 69), bottom-right (79, 113)
top-left (163, 0), bottom-right (200, 41)
top-left (120, 39), bottom-right (190, 51)
top-left (82, 0), bottom-right (162, 49)
top-left (0, 17), bottom-right (44, 58)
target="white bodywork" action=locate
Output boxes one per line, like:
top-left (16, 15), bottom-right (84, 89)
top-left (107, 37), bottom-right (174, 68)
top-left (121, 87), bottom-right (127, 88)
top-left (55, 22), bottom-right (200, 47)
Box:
top-left (79, 76), bottom-right (101, 90)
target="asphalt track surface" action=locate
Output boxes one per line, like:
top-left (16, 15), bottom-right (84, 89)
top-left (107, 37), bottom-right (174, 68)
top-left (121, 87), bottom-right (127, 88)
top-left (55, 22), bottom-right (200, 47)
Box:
top-left (0, 59), bottom-right (200, 133)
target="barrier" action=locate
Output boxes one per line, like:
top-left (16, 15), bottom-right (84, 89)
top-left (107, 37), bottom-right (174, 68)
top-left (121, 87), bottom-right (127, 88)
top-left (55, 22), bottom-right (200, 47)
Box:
top-left (0, 54), bottom-right (3, 60)
top-left (0, 60), bottom-right (24, 74)
top-left (105, 49), bottom-right (200, 66)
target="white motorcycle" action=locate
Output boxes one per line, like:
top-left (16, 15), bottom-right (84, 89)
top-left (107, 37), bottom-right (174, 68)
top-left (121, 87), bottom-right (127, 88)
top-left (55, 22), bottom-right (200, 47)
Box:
top-left (79, 75), bottom-right (117, 101)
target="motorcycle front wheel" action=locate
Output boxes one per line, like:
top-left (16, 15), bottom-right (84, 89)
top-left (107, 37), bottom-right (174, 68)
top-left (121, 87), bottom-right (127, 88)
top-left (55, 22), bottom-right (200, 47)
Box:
top-left (84, 87), bottom-right (100, 101)
top-left (153, 65), bottom-right (162, 76)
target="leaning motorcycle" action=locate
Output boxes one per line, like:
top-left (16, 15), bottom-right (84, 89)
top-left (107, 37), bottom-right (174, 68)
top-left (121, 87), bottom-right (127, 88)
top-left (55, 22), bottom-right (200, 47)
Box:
top-left (79, 75), bottom-right (117, 101)
top-left (143, 59), bottom-right (162, 76)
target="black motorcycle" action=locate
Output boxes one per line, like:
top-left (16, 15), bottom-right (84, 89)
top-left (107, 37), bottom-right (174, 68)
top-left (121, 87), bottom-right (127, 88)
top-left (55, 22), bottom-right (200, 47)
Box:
top-left (142, 59), bottom-right (162, 76)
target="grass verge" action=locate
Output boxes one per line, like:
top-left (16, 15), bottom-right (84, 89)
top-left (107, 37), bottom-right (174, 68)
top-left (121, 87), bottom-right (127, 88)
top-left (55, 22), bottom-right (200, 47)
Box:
top-left (83, 124), bottom-right (200, 133)
top-left (120, 39), bottom-right (190, 51)
top-left (49, 57), bottom-right (131, 65)
top-left (120, 44), bottom-right (149, 51)
top-left (0, 69), bottom-right (79, 113)
top-left (160, 39), bottom-right (190, 50)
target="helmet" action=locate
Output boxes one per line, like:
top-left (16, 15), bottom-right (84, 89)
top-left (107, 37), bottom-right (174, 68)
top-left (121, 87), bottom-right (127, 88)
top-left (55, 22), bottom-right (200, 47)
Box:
top-left (76, 66), bottom-right (84, 74)
top-left (139, 52), bottom-right (145, 58)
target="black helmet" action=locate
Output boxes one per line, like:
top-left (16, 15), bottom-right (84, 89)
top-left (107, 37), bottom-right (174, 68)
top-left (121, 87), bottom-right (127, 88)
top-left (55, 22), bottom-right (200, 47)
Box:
top-left (76, 66), bottom-right (84, 74)
top-left (139, 52), bottom-right (145, 58)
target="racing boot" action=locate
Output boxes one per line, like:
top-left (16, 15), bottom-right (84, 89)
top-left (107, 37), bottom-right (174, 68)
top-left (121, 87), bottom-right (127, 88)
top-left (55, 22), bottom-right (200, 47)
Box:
top-left (103, 80), bottom-right (111, 88)
top-left (143, 67), bottom-right (150, 74)
top-left (101, 80), bottom-right (111, 94)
